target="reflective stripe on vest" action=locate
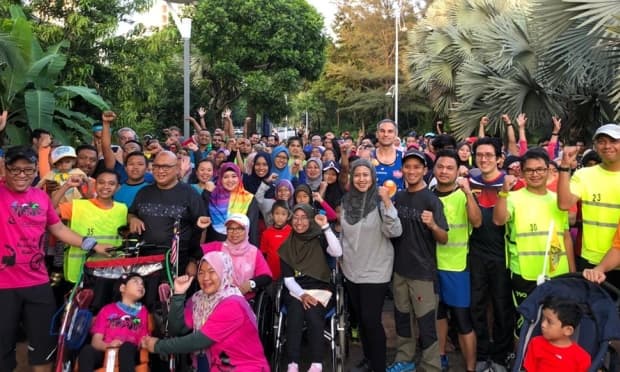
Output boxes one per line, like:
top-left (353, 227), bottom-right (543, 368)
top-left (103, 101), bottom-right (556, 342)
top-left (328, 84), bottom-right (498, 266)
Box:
top-left (507, 189), bottom-right (569, 281)
top-left (64, 199), bottom-right (127, 283)
top-left (572, 166), bottom-right (620, 264)
top-left (437, 191), bottom-right (470, 271)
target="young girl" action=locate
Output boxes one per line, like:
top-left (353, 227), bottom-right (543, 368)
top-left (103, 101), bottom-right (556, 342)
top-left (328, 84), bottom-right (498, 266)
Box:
top-left (259, 200), bottom-right (293, 279)
top-left (78, 273), bottom-right (149, 372)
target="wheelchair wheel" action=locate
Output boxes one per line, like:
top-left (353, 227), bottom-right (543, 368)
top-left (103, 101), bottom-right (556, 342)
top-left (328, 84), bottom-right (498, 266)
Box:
top-left (271, 310), bottom-right (285, 372)
top-left (254, 290), bottom-right (275, 357)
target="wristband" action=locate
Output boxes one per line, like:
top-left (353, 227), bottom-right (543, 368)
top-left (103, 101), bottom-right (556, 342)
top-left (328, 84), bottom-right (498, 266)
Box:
top-left (321, 225), bottom-right (330, 231)
top-left (557, 166), bottom-right (571, 172)
top-left (551, 132), bottom-right (559, 136)
top-left (506, 124), bottom-right (513, 127)
top-left (81, 237), bottom-right (98, 251)
top-left (498, 191), bottom-right (509, 198)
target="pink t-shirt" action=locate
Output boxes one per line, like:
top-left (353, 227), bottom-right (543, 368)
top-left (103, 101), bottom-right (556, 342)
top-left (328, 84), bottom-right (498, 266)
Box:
top-left (91, 302), bottom-right (149, 345)
top-left (184, 295), bottom-right (269, 371)
top-left (201, 242), bottom-right (272, 299)
top-left (0, 185), bottom-right (61, 289)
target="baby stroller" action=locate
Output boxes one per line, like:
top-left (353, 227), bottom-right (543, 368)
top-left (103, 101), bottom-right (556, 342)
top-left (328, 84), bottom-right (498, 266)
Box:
top-left (512, 273), bottom-right (620, 372)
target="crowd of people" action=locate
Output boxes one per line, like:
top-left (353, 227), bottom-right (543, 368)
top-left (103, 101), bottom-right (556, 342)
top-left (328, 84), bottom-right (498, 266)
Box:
top-left (0, 108), bottom-right (619, 372)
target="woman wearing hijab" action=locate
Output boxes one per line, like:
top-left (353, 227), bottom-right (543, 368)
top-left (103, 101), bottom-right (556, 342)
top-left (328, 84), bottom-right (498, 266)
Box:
top-left (243, 151), bottom-right (272, 194)
top-left (279, 204), bottom-right (342, 372)
top-left (340, 159), bottom-right (402, 372)
top-left (205, 162), bottom-right (260, 245)
top-left (141, 251), bottom-right (269, 371)
top-left (201, 214), bottom-right (272, 300)
top-left (271, 146), bottom-right (295, 182)
top-left (299, 157), bottom-right (323, 192)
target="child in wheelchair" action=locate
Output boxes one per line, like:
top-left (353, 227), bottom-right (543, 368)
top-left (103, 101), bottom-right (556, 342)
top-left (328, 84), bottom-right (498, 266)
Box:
top-left (78, 272), bottom-right (150, 372)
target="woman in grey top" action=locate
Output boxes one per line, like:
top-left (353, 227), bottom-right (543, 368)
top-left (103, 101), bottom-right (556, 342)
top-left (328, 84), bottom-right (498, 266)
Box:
top-left (340, 159), bottom-right (402, 372)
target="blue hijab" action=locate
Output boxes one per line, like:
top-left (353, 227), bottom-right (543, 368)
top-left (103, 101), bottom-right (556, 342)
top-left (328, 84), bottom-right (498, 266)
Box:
top-left (271, 146), bottom-right (292, 181)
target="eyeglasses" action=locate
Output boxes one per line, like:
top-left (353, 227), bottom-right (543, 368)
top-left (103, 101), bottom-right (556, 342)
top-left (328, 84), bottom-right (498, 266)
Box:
top-left (226, 227), bottom-right (245, 233)
top-left (475, 153), bottom-right (496, 160)
top-left (152, 164), bottom-right (177, 171)
top-left (6, 167), bottom-right (37, 176)
top-left (523, 168), bottom-right (548, 175)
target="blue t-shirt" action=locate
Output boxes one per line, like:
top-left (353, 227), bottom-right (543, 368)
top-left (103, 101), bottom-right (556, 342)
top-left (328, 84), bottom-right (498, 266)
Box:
top-left (114, 181), bottom-right (151, 207)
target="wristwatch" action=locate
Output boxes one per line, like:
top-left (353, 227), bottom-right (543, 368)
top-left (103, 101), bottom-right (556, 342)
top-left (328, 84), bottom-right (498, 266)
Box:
top-left (249, 280), bottom-right (256, 291)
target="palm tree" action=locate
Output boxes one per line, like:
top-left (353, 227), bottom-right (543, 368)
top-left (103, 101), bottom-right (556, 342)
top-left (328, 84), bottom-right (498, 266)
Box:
top-left (407, 0), bottom-right (619, 140)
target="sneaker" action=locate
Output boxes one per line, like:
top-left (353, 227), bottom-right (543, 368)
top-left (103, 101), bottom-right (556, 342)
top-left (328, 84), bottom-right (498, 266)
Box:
top-left (440, 355), bottom-right (449, 371)
top-left (287, 362), bottom-right (299, 372)
top-left (386, 361), bottom-right (415, 372)
top-left (308, 363), bottom-right (322, 372)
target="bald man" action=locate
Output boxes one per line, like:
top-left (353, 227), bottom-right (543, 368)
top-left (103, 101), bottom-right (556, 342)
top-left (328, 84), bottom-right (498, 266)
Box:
top-left (128, 151), bottom-right (206, 306)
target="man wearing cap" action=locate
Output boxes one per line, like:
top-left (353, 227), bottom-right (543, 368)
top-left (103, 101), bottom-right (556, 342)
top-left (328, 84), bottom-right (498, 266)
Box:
top-left (0, 145), bottom-right (111, 372)
top-left (372, 119), bottom-right (405, 196)
top-left (388, 149), bottom-right (448, 372)
top-left (558, 123), bottom-right (620, 287)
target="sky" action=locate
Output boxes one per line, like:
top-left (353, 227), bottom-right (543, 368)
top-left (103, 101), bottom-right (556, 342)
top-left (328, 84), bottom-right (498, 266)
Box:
top-left (307, 0), bottom-right (338, 36)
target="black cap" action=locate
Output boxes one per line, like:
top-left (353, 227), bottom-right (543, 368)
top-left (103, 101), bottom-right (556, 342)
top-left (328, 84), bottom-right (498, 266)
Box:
top-left (5, 146), bottom-right (37, 165)
top-left (402, 149), bottom-right (427, 166)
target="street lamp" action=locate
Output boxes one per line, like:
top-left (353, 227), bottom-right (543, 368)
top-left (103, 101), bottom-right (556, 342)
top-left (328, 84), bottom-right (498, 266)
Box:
top-left (393, 1), bottom-right (407, 126)
top-left (166, 1), bottom-right (192, 139)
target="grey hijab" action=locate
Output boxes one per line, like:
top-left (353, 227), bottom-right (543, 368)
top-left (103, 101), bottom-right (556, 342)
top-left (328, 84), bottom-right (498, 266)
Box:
top-left (343, 159), bottom-right (378, 225)
top-left (305, 157), bottom-right (323, 191)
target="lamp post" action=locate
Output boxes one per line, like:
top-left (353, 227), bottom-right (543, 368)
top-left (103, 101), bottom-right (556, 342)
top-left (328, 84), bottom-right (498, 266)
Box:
top-left (394, 1), bottom-right (400, 126)
top-left (166, 1), bottom-right (192, 139)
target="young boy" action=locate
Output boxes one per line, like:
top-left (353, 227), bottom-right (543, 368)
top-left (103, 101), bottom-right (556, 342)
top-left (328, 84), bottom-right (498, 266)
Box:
top-left (39, 145), bottom-right (88, 202)
top-left (523, 296), bottom-right (591, 372)
top-left (259, 200), bottom-right (292, 279)
top-left (55, 170), bottom-right (126, 290)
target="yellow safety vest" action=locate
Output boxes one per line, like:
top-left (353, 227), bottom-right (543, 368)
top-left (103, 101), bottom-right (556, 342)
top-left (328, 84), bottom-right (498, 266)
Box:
top-left (570, 165), bottom-right (620, 264)
top-left (64, 200), bottom-right (127, 283)
top-left (506, 189), bottom-right (569, 281)
top-left (437, 190), bottom-right (470, 271)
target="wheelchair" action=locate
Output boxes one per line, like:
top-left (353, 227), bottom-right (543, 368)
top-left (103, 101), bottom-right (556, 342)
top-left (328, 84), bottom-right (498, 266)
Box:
top-left (270, 258), bottom-right (347, 372)
top-left (52, 242), bottom-right (173, 372)
top-left (250, 286), bottom-right (276, 358)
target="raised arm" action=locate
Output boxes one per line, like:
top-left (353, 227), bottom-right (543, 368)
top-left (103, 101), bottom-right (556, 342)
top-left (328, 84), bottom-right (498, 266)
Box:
top-left (502, 114), bottom-right (518, 156)
top-left (517, 113), bottom-right (528, 156)
top-left (557, 146), bottom-right (579, 210)
top-left (478, 116), bottom-right (489, 138)
top-left (101, 111), bottom-right (118, 170)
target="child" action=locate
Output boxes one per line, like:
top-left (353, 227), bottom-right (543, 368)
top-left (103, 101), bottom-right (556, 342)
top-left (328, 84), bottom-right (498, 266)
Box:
top-left (39, 145), bottom-right (88, 202)
top-left (259, 200), bottom-right (293, 279)
top-left (78, 273), bottom-right (149, 372)
top-left (523, 296), bottom-right (591, 372)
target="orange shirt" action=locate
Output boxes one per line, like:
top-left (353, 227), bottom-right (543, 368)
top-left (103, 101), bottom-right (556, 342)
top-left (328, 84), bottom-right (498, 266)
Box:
top-left (38, 146), bottom-right (51, 178)
top-left (59, 198), bottom-right (112, 220)
top-left (613, 221), bottom-right (620, 251)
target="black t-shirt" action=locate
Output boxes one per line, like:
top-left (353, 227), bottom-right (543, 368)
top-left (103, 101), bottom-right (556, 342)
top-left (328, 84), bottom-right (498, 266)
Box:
top-left (392, 188), bottom-right (449, 281)
top-left (129, 182), bottom-right (205, 259)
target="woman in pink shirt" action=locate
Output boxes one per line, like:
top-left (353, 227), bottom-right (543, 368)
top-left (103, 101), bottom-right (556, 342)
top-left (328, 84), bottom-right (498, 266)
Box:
top-left (142, 251), bottom-right (270, 371)
top-left (201, 213), bottom-right (272, 299)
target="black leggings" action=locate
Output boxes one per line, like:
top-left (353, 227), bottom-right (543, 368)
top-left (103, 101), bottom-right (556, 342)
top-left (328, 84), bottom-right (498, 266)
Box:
top-left (78, 342), bottom-right (138, 372)
top-left (345, 280), bottom-right (389, 372)
top-left (285, 293), bottom-right (328, 363)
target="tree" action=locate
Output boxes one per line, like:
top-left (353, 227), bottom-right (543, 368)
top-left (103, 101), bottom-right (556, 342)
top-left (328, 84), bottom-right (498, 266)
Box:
top-left (407, 0), bottom-right (619, 140)
top-left (191, 0), bottom-right (327, 129)
top-left (0, 5), bottom-right (109, 145)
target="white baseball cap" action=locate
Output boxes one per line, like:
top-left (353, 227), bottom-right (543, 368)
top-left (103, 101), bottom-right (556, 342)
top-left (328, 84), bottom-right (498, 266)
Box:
top-left (593, 124), bottom-right (620, 140)
top-left (225, 213), bottom-right (250, 229)
top-left (51, 146), bottom-right (77, 164)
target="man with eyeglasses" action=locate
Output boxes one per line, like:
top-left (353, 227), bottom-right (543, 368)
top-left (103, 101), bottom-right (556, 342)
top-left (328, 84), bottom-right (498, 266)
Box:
top-left (128, 151), bottom-right (207, 305)
top-left (493, 149), bottom-right (575, 308)
top-left (558, 123), bottom-right (620, 287)
top-left (467, 136), bottom-right (520, 370)
top-left (0, 146), bottom-right (112, 372)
